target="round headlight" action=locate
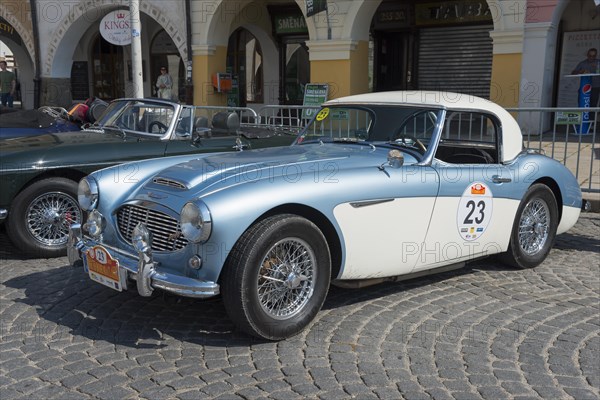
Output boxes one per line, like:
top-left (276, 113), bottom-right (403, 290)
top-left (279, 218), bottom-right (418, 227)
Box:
top-left (180, 200), bottom-right (212, 243)
top-left (78, 177), bottom-right (99, 211)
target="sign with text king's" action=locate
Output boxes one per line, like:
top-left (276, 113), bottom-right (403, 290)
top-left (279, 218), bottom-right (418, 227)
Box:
top-left (100, 10), bottom-right (132, 46)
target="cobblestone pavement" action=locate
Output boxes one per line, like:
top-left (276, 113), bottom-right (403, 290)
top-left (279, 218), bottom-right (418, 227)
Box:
top-left (1, 214), bottom-right (599, 400)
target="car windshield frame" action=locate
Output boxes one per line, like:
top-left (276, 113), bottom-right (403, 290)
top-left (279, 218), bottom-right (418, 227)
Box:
top-left (296, 104), bottom-right (446, 162)
top-left (92, 99), bottom-right (178, 140)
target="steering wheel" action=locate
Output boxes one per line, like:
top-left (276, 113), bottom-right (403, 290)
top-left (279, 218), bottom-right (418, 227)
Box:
top-left (148, 121), bottom-right (168, 134)
top-left (394, 134), bottom-right (427, 153)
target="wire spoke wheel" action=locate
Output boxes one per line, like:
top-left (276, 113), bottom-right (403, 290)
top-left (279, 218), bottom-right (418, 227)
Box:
top-left (501, 183), bottom-right (558, 269)
top-left (221, 214), bottom-right (331, 340)
top-left (257, 238), bottom-right (316, 320)
top-left (25, 191), bottom-right (81, 246)
top-left (517, 198), bottom-right (550, 256)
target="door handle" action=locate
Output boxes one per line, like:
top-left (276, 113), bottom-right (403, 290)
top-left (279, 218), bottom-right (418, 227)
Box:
top-left (492, 175), bottom-right (511, 183)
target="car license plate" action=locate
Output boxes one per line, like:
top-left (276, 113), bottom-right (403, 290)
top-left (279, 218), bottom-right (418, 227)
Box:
top-left (85, 245), bottom-right (123, 292)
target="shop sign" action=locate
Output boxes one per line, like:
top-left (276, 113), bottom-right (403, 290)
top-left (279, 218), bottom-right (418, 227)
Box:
top-left (555, 112), bottom-right (582, 125)
top-left (373, 4), bottom-right (411, 29)
top-left (0, 17), bottom-right (21, 45)
top-left (415, 1), bottom-right (492, 25)
top-left (306, 0), bottom-right (327, 17)
top-left (274, 14), bottom-right (308, 35)
top-left (100, 10), bottom-right (131, 46)
top-left (302, 84), bottom-right (329, 119)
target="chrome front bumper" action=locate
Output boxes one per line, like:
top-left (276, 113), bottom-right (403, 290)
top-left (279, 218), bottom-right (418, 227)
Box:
top-left (68, 223), bottom-right (220, 299)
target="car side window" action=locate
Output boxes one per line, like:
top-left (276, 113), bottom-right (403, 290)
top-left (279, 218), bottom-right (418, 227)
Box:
top-left (435, 111), bottom-right (499, 164)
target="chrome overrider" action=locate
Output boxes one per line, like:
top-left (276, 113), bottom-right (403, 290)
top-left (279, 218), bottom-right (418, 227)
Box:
top-left (67, 222), bottom-right (220, 298)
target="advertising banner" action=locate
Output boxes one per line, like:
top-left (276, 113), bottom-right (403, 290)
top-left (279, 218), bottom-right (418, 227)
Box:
top-left (302, 84), bottom-right (328, 120)
top-left (556, 30), bottom-right (600, 107)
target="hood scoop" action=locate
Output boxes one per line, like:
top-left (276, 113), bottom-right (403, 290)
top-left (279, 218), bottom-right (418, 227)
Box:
top-left (152, 177), bottom-right (187, 190)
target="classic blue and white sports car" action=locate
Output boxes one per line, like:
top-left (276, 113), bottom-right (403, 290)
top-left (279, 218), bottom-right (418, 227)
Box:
top-left (68, 91), bottom-right (583, 340)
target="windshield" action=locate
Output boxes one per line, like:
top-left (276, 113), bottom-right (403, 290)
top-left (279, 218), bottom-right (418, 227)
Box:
top-left (94, 100), bottom-right (176, 136)
top-left (297, 105), bottom-right (441, 153)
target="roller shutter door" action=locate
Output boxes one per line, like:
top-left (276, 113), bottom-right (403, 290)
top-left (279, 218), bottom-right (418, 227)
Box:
top-left (417, 25), bottom-right (493, 98)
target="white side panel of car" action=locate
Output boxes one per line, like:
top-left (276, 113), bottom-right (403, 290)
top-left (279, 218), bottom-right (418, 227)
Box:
top-left (412, 197), bottom-right (520, 271)
top-left (557, 206), bottom-right (581, 235)
top-left (334, 198), bottom-right (436, 280)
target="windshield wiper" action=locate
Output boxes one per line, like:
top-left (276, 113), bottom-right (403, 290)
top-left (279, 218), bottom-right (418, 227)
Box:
top-left (331, 138), bottom-right (376, 149)
top-left (385, 139), bottom-right (419, 150)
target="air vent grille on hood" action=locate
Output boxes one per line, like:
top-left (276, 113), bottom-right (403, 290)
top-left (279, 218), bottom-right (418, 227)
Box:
top-left (153, 177), bottom-right (187, 189)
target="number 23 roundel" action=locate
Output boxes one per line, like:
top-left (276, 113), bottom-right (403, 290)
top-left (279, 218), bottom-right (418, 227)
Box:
top-left (457, 182), bottom-right (493, 241)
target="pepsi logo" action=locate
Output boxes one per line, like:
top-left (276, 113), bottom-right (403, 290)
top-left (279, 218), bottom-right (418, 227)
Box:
top-left (582, 84), bottom-right (592, 95)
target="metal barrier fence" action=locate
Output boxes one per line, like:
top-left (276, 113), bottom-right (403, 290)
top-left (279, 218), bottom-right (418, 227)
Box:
top-left (187, 105), bottom-right (260, 124)
top-left (256, 105), bottom-right (320, 127)
top-left (507, 107), bottom-right (599, 193)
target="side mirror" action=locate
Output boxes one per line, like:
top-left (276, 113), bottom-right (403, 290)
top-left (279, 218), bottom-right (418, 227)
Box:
top-left (387, 149), bottom-right (404, 168)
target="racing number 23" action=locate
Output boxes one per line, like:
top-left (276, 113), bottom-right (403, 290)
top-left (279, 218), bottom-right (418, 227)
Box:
top-left (464, 200), bottom-right (485, 224)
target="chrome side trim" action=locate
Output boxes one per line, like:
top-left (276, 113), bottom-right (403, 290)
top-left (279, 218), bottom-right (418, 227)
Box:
top-left (350, 199), bottom-right (394, 208)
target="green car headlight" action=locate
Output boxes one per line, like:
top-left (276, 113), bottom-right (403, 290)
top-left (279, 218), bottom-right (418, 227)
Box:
top-left (78, 177), bottom-right (99, 211)
top-left (180, 200), bottom-right (212, 243)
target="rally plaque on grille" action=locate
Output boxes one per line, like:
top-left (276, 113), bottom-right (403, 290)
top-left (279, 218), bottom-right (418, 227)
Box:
top-left (85, 245), bottom-right (123, 291)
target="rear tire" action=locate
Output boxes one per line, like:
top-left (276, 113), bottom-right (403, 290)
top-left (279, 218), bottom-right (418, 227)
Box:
top-left (221, 214), bottom-right (331, 340)
top-left (6, 178), bottom-right (82, 258)
top-left (501, 184), bottom-right (558, 269)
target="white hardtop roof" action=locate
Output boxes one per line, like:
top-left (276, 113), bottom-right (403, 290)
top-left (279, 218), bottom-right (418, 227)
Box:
top-left (326, 91), bottom-right (499, 112)
top-left (324, 91), bottom-right (523, 162)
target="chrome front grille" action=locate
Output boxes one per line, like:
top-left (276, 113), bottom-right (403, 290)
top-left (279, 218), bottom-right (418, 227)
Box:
top-left (117, 204), bottom-right (188, 252)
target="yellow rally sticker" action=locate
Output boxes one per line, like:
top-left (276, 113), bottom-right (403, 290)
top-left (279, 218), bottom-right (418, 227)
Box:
top-left (316, 108), bottom-right (329, 121)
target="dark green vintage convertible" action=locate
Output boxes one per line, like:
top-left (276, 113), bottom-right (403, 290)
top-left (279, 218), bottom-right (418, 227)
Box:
top-left (0, 98), bottom-right (295, 258)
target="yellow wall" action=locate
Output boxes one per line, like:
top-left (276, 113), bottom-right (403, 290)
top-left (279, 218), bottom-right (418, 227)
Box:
top-left (310, 41), bottom-right (370, 100)
top-left (490, 53), bottom-right (522, 108)
top-left (192, 46), bottom-right (228, 106)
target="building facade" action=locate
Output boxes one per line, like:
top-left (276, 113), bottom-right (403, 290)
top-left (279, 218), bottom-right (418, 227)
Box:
top-left (0, 0), bottom-right (598, 110)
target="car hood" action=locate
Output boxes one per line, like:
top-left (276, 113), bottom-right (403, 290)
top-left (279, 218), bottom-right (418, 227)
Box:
top-left (0, 130), bottom-right (157, 163)
top-left (146, 143), bottom-right (417, 196)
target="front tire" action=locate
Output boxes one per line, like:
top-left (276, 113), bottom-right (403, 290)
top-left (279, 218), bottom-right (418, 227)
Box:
top-left (6, 178), bottom-right (82, 258)
top-left (221, 214), bottom-right (331, 340)
top-left (501, 184), bottom-right (558, 269)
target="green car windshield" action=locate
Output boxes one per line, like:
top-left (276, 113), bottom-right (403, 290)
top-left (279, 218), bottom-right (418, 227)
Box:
top-left (95, 100), bottom-right (176, 136)
top-left (297, 106), bottom-right (440, 153)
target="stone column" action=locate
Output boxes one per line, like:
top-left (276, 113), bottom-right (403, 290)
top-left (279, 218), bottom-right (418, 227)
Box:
top-left (306, 39), bottom-right (369, 100)
top-left (191, 45), bottom-right (228, 106)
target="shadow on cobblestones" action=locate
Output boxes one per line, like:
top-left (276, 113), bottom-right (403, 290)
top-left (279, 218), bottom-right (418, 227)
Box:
top-left (0, 255), bottom-right (546, 347)
top-left (2, 264), bottom-right (269, 347)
